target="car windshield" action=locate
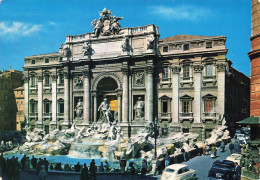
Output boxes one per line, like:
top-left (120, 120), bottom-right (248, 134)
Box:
top-left (213, 164), bottom-right (232, 169)
top-left (165, 168), bottom-right (175, 173)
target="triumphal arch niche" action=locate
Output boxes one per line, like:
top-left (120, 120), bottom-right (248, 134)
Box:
top-left (23, 8), bottom-right (159, 135)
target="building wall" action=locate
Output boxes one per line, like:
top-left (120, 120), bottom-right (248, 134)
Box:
top-left (14, 87), bottom-right (25, 131)
top-left (0, 70), bottom-right (23, 131)
top-left (250, 0), bottom-right (260, 116)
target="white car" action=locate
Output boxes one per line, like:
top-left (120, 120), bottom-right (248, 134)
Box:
top-left (226, 153), bottom-right (242, 165)
top-left (161, 164), bottom-right (196, 180)
top-left (236, 133), bottom-right (249, 143)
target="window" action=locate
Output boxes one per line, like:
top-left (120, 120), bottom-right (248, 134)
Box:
top-left (205, 64), bottom-right (213, 76)
top-left (59, 74), bottom-right (64, 85)
top-left (30, 76), bottom-right (36, 86)
top-left (163, 46), bottom-right (168, 52)
top-left (44, 75), bottom-right (50, 85)
top-left (162, 101), bottom-right (168, 113)
top-left (21, 91), bottom-right (23, 95)
top-left (31, 60), bottom-right (35, 64)
top-left (183, 101), bottom-right (190, 113)
top-left (206, 42), bottom-right (212, 49)
top-left (4, 95), bottom-right (8, 101)
top-left (183, 44), bottom-right (189, 51)
top-left (30, 100), bottom-right (37, 114)
top-left (205, 100), bottom-right (214, 113)
top-left (58, 99), bottom-right (64, 114)
top-left (45, 59), bottom-right (49, 63)
top-left (43, 100), bottom-right (51, 114)
top-left (162, 67), bottom-right (169, 81)
top-left (183, 65), bottom-right (190, 80)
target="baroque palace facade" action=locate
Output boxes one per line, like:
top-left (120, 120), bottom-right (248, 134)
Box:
top-left (23, 9), bottom-right (249, 140)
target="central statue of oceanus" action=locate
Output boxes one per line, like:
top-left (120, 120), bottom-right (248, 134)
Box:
top-left (98, 98), bottom-right (112, 123)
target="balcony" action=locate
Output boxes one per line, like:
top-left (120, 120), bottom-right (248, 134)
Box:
top-left (30, 85), bottom-right (38, 89)
top-left (158, 113), bottom-right (172, 122)
top-left (202, 75), bottom-right (217, 86)
top-left (29, 112), bottom-right (38, 117)
top-left (179, 112), bottom-right (194, 123)
top-left (180, 77), bottom-right (193, 87)
top-left (43, 113), bottom-right (52, 117)
top-left (159, 78), bottom-right (172, 88)
top-left (202, 112), bottom-right (217, 123)
top-left (57, 113), bottom-right (64, 117)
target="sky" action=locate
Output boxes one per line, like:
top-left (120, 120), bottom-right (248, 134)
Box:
top-left (0, 0), bottom-right (251, 76)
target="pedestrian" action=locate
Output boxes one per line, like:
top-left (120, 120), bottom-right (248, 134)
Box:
top-left (75, 162), bottom-right (81, 172)
top-left (64, 163), bottom-right (70, 171)
top-left (164, 153), bottom-right (170, 167)
top-left (120, 157), bottom-right (126, 174)
top-left (104, 160), bottom-right (110, 172)
top-left (220, 141), bottom-right (225, 152)
top-left (21, 154), bottom-right (26, 170)
top-left (38, 165), bottom-right (47, 180)
top-left (80, 163), bottom-right (88, 180)
top-left (43, 158), bottom-right (49, 172)
top-left (181, 147), bottom-right (187, 162)
top-left (141, 159), bottom-right (147, 177)
top-left (50, 163), bottom-right (54, 170)
top-left (194, 144), bottom-right (201, 156)
top-left (99, 161), bottom-right (104, 172)
top-left (154, 157), bottom-right (160, 176)
top-left (90, 159), bottom-right (96, 180)
top-left (129, 158), bottom-right (136, 174)
top-left (234, 140), bottom-right (240, 153)
top-left (202, 142), bottom-right (206, 155)
top-left (229, 141), bottom-right (235, 154)
top-left (205, 144), bottom-right (210, 155)
top-left (31, 155), bottom-right (37, 169)
top-left (233, 162), bottom-right (241, 180)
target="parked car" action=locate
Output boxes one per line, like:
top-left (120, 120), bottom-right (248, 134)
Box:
top-left (236, 133), bottom-right (249, 143)
top-left (226, 153), bottom-right (242, 165)
top-left (161, 164), bottom-right (196, 180)
top-left (208, 160), bottom-right (235, 180)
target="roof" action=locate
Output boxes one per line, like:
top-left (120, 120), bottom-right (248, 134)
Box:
top-left (160, 34), bottom-right (223, 42)
top-left (14, 86), bottom-right (24, 90)
top-left (237, 116), bottom-right (260, 125)
top-left (166, 164), bottom-right (188, 169)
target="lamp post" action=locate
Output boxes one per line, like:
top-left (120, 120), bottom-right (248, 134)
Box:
top-left (154, 116), bottom-right (158, 159)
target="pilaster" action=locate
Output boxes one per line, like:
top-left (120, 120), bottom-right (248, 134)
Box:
top-left (36, 75), bottom-right (43, 127)
top-left (216, 63), bottom-right (226, 116)
top-left (83, 70), bottom-right (91, 124)
top-left (122, 67), bottom-right (129, 123)
top-left (117, 93), bottom-right (122, 122)
top-left (50, 74), bottom-right (57, 127)
top-left (145, 65), bottom-right (154, 122)
top-left (24, 76), bottom-right (29, 124)
top-left (193, 64), bottom-right (203, 123)
top-left (62, 71), bottom-right (70, 126)
top-left (171, 66), bottom-right (181, 123)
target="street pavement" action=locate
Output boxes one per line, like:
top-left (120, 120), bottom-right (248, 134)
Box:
top-left (157, 143), bottom-right (232, 180)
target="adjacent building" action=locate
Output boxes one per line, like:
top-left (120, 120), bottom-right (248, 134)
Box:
top-left (0, 69), bottom-right (23, 131)
top-left (23, 9), bottom-right (249, 140)
top-left (14, 86), bottom-right (25, 131)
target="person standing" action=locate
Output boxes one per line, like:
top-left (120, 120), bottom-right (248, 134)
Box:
top-left (75, 162), bottom-right (81, 172)
top-left (229, 141), bottom-right (235, 154)
top-left (202, 142), bottom-right (206, 155)
top-left (220, 141), bottom-right (225, 152)
top-left (31, 155), bottom-right (37, 169)
top-left (181, 147), bottom-right (187, 162)
top-left (43, 158), bottom-right (49, 172)
top-left (154, 158), bottom-right (161, 176)
top-left (80, 163), bottom-right (88, 180)
top-left (234, 162), bottom-right (241, 180)
top-left (164, 153), bottom-right (170, 167)
top-left (120, 158), bottom-right (126, 174)
top-left (90, 159), bottom-right (96, 180)
top-left (234, 140), bottom-right (240, 153)
top-left (21, 154), bottom-right (26, 171)
top-left (141, 159), bottom-right (147, 177)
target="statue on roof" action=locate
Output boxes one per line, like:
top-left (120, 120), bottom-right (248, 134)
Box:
top-left (91, 8), bottom-right (123, 38)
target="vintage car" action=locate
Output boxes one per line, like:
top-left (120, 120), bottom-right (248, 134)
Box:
top-left (226, 153), bottom-right (242, 165)
top-left (208, 160), bottom-right (235, 180)
top-left (161, 164), bottom-right (196, 180)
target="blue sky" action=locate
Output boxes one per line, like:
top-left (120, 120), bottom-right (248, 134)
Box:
top-left (0, 0), bottom-right (251, 76)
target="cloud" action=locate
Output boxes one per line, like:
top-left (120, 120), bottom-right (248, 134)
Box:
top-left (149, 5), bottom-right (211, 21)
top-left (0, 22), bottom-right (43, 36)
top-left (49, 21), bottom-right (57, 26)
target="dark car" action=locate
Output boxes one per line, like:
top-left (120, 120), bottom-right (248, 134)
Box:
top-left (208, 160), bottom-right (235, 180)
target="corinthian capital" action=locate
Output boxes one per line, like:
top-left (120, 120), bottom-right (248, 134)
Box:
top-left (216, 63), bottom-right (226, 72)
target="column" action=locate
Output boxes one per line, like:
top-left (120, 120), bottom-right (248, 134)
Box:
top-left (51, 74), bottom-right (57, 125)
top-left (83, 70), bottom-right (91, 124)
top-left (37, 75), bottom-right (43, 125)
top-left (24, 76), bottom-right (29, 123)
top-left (216, 63), bottom-right (226, 116)
top-left (117, 93), bottom-right (122, 122)
top-left (93, 93), bottom-right (97, 122)
top-left (63, 71), bottom-right (70, 125)
top-left (193, 64), bottom-right (203, 123)
top-left (122, 68), bottom-right (129, 123)
top-left (171, 66), bottom-right (181, 123)
top-left (145, 66), bottom-right (154, 122)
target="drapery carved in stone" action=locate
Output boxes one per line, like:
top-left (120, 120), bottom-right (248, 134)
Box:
top-left (73, 76), bottom-right (83, 89)
top-left (133, 72), bottom-right (145, 87)
top-left (169, 44), bottom-right (182, 51)
top-left (193, 65), bottom-right (203, 72)
top-left (147, 34), bottom-right (155, 49)
top-left (216, 63), bottom-right (226, 72)
top-left (82, 42), bottom-right (94, 57)
top-left (121, 37), bottom-right (130, 52)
